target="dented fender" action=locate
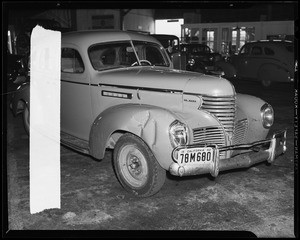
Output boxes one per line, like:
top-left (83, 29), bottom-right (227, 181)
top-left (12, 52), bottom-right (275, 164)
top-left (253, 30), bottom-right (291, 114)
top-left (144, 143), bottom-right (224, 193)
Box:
top-left (89, 104), bottom-right (180, 169)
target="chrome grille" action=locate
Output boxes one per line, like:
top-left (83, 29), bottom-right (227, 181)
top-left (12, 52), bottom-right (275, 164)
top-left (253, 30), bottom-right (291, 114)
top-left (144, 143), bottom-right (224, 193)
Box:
top-left (233, 119), bottom-right (248, 145)
top-left (201, 95), bottom-right (236, 134)
top-left (193, 126), bottom-right (226, 158)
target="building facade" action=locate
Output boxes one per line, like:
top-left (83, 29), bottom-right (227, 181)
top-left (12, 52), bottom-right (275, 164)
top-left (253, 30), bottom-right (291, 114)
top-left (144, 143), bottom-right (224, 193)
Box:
top-left (181, 20), bottom-right (294, 55)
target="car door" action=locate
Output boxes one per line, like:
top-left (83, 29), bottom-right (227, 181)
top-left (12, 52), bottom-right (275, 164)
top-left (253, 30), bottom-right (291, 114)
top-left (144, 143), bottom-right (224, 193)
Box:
top-left (60, 45), bottom-right (93, 141)
top-left (233, 44), bottom-right (251, 78)
top-left (238, 45), bottom-right (264, 79)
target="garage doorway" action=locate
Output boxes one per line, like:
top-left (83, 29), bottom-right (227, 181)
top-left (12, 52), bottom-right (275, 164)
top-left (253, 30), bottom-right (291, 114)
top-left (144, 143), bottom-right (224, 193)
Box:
top-left (155, 19), bottom-right (184, 40)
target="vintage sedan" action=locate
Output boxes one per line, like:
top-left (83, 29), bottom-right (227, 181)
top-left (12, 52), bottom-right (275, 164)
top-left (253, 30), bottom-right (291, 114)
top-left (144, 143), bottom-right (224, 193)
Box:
top-left (11, 30), bottom-right (287, 197)
top-left (228, 40), bottom-right (295, 87)
top-left (181, 43), bottom-right (236, 78)
top-left (181, 43), bottom-right (222, 73)
top-left (7, 52), bottom-right (28, 85)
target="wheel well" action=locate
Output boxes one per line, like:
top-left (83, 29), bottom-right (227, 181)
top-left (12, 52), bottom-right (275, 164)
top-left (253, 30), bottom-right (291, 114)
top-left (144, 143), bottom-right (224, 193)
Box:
top-left (16, 99), bottom-right (26, 114)
top-left (106, 130), bottom-right (149, 150)
top-left (106, 130), bottom-right (127, 149)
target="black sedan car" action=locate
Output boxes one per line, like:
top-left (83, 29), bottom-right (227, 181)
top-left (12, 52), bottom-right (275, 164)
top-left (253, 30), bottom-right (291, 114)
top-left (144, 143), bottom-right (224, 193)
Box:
top-left (181, 43), bottom-right (223, 74)
top-left (7, 53), bottom-right (28, 85)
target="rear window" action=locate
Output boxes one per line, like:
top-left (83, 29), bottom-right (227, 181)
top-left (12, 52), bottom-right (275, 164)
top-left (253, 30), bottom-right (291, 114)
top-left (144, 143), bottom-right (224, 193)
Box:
top-left (251, 46), bottom-right (262, 55)
top-left (264, 47), bottom-right (275, 55)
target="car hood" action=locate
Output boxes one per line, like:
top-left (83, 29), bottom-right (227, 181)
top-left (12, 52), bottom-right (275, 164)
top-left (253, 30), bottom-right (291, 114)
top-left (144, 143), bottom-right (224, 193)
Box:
top-left (95, 67), bottom-right (235, 96)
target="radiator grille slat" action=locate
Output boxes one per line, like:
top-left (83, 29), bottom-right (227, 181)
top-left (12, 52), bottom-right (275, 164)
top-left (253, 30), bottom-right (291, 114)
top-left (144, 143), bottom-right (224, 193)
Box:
top-left (201, 95), bottom-right (236, 134)
top-left (233, 119), bottom-right (249, 145)
top-left (193, 95), bottom-right (236, 159)
top-left (193, 126), bottom-right (226, 158)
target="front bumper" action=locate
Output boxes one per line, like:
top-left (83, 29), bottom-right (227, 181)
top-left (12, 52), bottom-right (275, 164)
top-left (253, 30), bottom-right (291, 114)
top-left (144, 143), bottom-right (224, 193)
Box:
top-left (170, 129), bottom-right (287, 177)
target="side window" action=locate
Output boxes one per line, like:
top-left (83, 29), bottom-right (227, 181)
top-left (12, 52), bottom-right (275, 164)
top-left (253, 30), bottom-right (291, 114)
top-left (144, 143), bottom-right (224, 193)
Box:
top-left (251, 46), bottom-right (262, 56)
top-left (61, 48), bottom-right (84, 73)
top-left (264, 47), bottom-right (275, 55)
top-left (100, 48), bottom-right (116, 65)
top-left (239, 45), bottom-right (250, 55)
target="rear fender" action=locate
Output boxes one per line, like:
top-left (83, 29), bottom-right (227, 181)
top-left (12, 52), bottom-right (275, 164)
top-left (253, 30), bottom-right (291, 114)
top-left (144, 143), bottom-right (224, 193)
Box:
top-left (10, 82), bottom-right (30, 116)
top-left (258, 63), bottom-right (291, 82)
top-left (89, 104), bottom-right (180, 169)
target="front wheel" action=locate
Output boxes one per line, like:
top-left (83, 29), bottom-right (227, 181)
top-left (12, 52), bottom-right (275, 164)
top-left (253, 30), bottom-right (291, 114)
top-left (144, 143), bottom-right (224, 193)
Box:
top-left (113, 133), bottom-right (166, 197)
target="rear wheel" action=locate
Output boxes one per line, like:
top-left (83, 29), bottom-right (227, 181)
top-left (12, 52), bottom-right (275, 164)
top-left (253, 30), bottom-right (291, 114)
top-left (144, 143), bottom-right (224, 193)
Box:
top-left (113, 133), bottom-right (166, 197)
top-left (261, 78), bottom-right (272, 88)
top-left (258, 69), bottom-right (272, 88)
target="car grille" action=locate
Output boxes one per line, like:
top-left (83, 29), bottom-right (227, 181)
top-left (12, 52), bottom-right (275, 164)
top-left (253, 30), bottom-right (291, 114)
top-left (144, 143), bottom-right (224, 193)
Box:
top-left (193, 126), bottom-right (226, 158)
top-left (201, 95), bottom-right (236, 134)
top-left (231, 118), bottom-right (249, 156)
top-left (233, 119), bottom-right (248, 145)
top-left (193, 95), bottom-right (236, 159)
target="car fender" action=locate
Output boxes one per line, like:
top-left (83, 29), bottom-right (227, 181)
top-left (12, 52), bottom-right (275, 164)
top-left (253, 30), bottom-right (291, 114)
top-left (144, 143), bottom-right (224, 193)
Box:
top-left (215, 61), bottom-right (237, 79)
top-left (89, 104), bottom-right (181, 169)
top-left (258, 63), bottom-right (291, 82)
top-left (236, 93), bottom-right (270, 142)
top-left (10, 82), bottom-right (30, 116)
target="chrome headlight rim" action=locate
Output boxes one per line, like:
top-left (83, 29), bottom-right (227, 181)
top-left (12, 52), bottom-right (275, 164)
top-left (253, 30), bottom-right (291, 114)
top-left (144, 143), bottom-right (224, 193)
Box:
top-left (260, 103), bottom-right (274, 129)
top-left (169, 120), bottom-right (189, 148)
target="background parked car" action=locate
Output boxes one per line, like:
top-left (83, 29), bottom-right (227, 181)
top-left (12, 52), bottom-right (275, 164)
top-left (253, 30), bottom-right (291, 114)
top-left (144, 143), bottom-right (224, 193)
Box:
top-left (150, 34), bottom-right (186, 70)
top-left (181, 43), bottom-right (222, 73)
top-left (181, 43), bottom-right (236, 79)
top-left (7, 52), bottom-right (29, 86)
top-left (151, 35), bottom-right (236, 79)
top-left (227, 40), bottom-right (295, 87)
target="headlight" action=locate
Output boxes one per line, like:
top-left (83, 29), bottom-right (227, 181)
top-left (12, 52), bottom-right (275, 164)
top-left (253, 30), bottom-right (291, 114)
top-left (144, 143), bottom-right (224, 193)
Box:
top-left (169, 120), bottom-right (189, 147)
top-left (188, 58), bottom-right (195, 66)
top-left (261, 103), bottom-right (274, 129)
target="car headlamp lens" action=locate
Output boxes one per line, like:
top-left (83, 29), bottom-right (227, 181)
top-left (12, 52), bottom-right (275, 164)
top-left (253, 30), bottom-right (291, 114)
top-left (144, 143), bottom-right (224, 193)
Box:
top-left (169, 120), bottom-right (188, 147)
top-left (261, 103), bottom-right (274, 128)
top-left (188, 58), bottom-right (195, 66)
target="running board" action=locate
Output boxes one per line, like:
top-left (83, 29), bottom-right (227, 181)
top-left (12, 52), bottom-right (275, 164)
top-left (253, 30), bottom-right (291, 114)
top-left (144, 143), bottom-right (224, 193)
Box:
top-left (61, 132), bottom-right (90, 155)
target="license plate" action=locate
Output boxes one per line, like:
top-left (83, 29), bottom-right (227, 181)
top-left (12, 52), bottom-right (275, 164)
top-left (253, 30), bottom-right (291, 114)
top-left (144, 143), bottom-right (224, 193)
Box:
top-left (177, 147), bottom-right (214, 165)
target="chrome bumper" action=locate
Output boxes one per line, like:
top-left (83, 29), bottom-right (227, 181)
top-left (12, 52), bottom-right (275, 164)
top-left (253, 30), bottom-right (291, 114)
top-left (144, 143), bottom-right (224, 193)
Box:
top-left (170, 129), bottom-right (287, 177)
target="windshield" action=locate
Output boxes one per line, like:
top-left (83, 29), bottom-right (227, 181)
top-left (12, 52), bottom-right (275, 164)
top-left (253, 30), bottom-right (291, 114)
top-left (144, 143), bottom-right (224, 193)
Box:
top-left (88, 40), bottom-right (170, 71)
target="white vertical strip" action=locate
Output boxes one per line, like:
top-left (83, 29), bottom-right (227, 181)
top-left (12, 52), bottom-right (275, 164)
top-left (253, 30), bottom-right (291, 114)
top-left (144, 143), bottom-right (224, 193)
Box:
top-left (30, 26), bottom-right (61, 214)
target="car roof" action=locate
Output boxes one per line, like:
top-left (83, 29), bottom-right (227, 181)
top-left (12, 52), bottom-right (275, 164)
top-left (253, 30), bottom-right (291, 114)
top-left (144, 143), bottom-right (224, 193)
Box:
top-left (181, 43), bottom-right (209, 47)
top-left (245, 40), bottom-right (293, 47)
top-left (62, 30), bottom-right (161, 47)
top-left (150, 34), bottom-right (179, 39)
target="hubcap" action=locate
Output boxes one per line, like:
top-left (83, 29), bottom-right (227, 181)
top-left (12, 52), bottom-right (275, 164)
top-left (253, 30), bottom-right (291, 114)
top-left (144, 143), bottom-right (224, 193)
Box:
top-left (119, 145), bottom-right (148, 188)
top-left (262, 79), bottom-right (271, 87)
